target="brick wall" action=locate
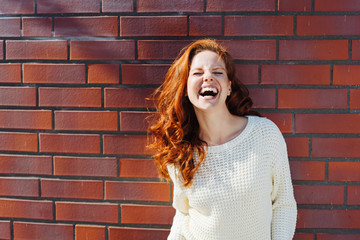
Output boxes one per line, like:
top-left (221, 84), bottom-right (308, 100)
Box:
top-left (0, 0), bottom-right (359, 239)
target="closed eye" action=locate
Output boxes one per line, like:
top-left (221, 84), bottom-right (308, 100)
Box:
top-left (193, 72), bottom-right (203, 76)
top-left (213, 72), bottom-right (223, 75)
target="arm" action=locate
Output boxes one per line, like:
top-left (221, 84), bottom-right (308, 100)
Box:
top-left (167, 165), bottom-right (189, 240)
top-left (271, 132), bottom-right (297, 240)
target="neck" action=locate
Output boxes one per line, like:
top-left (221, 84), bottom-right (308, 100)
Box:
top-left (195, 108), bottom-right (247, 146)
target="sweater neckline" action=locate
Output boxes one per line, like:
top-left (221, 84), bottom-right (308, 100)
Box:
top-left (206, 115), bottom-right (256, 153)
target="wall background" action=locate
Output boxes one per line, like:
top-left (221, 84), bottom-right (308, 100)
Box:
top-left (0, 0), bottom-right (359, 239)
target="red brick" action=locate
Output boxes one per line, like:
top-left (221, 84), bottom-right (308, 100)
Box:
top-left (54, 156), bottom-right (117, 177)
top-left (14, 222), bottom-right (73, 240)
top-left (294, 185), bottom-right (344, 205)
top-left (0, 132), bottom-right (37, 152)
top-left (262, 113), bottom-right (292, 133)
top-left (315, 0), bottom-right (360, 11)
top-left (55, 16), bottom-right (118, 37)
top-left (293, 233), bottom-right (314, 240)
top-left (0, 0), bottom-right (34, 14)
top-left (220, 40), bottom-right (277, 60)
top-left (121, 205), bottom-right (174, 225)
top-left (0, 221), bottom-right (10, 240)
top-left (334, 65), bottom-right (360, 85)
top-left (348, 185), bottom-right (360, 205)
top-left (278, 0), bottom-right (312, 11)
top-left (40, 133), bottom-right (100, 154)
top-left (138, 40), bottom-right (192, 60)
top-left (119, 158), bottom-right (159, 179)
top-left (24, 64), bottom-right (85, 84)
top-left (42, 179), bottom-right (103, 200)
top-left (39, 87), bottom-right (102, 108)
top-left (0, 177), bottom-right (39, 197)
top-left (261, 64), bottom-right (330, 85)
top-left (103, 135), bottom-right (152, 155)
top-left (6, 40), bottom-right (67, 60)
top-left (279, 40), bottom-right (348, 60)
top-left (0, 41), bottom-right (3, 59)
top-left (103, 0), bottom-right (133, 12)
top-left (285, 137), bottom-right (309, 157)
top-left (317, 233), bottom-right (360, 240)
top-left (189, 16), bottom-right (222, 36)
top-left (56, 202), bottom-right (118, 223)
top-left (329, 162), bottom-right (360, 181)
top-left (0, 87), bottom-right (36, 107)
top-left (108, 227), bottom-right (169, 240)
top-left (76, 225), bottom-right (106, 240)
top-left (278, 89), bottom-right (347, 109)
top-left (137, 0), bottom-right (203, 12)
top-left (235, 64), bottom-right (258, 85)
top-left (105, 181), bottom-right (170, 202)
top-left (207, 0), bottom-right (275, 11)
top-left (350, 40), bottom-right (360, 60)
top-left (312, 138), bottom-right (360, 158)
top-left (248, 88), bottom-right (276, 108)
top-left (122, 64), bottom-right (169, 85)
top-left (105, 88), bottom-right (155, 108)
top-left (225, 16), bottom-right (293, 36)
top-left (0, 154), bottom-right (52, 175)
top-left (55, 111), bottom-right (118, 131)
top-left (297, 209), bottom-right (360, 228)
top-left (0, 64), bottom-right (21, 83)
top-left (120, 111), bottom-right (151, 132)
top-left (295, 114), bottom-right (360, 134)
top-left (70, 40), bottom-right (135, 60)
top-left (88, 64), bottom-right (119, 84)
top-left (37, 0), bottom-right (100, 14)
top-left (290, 161), bottom-right (325, 181)
top-left (298, 15), bottom-right (360, 36)
top-left (120, 16), bottom-right (187, 37)
top-left (350, 89), bottom-right (360, 109)
top-left (22, 17), bottom-right (52, 37)
top-left (0, 18), bottom-right (20, 37)
top-left (0, 199), bottom-right (52, 220)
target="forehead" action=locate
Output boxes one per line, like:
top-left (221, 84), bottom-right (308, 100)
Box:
top-left (190, 50), bottom-right (226, 69)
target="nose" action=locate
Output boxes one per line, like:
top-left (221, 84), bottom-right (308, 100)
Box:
top-left (203, 71), bottom-right (213, 82)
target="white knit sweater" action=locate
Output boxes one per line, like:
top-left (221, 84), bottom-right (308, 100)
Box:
top-left (167, 116), bottom-right (297, 240)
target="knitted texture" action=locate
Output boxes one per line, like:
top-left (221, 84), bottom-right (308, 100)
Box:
top-left (168, 116), bottom-right (297, 240)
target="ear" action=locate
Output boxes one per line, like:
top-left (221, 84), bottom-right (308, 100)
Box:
top-left (227, 81), bottom-right (232, 96)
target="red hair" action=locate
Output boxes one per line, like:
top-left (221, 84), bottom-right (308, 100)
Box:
top-left (148, 39), bottom-right (259, 187)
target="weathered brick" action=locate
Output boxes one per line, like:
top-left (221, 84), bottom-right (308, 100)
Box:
top-left (315, 0), bottom-right (360, 11)
top-left (137, 0), bottom-right (203, 12)
top-left (0, 18), bottom-right (20, 37)
top-left (55, 111), bottom-right (118, 131)
top-left (290, 161), bottom-right (326, 181)
top-left (37, 0), bottom-right (100, 14)
top-left (121, 204), bottom-right (174, 225)
top-left (14, 222), bottom-right (73, 240)
top-left (103, 135), bottom-right (152, 155)
top-left (0, 87), bottom-right (36, 107)
top-left (294, 185), bottom-right (344, 205)
top-left (312, 138), bottom-right (360, 158)
top-left (54, 156), bottom-right (117, 177)
top-left (88, 64), bottom-right (119, 84)
top-left (119, 158), bottom-right (159, 179)
top-left (23, 64), bottom-right (85, 84)
top-left (0, 64), bottom-right (21, 83)
top-left (102, 0), bottom-right (133, 12)
top-left (56, 202), bottom-right (118, 223)
top-left (6, 40), bottom-right (67, 60)
top-left (40, 133), bottom-right (100, 154)
top-left (105, 181), bottom-right (170, 202)
top-left (0, 154), bottom-right (52, 175)
top-left (76, 225), bottom-right (106, 240)
top-left (279, 40), bottom-right (348, 60)
top-left (0, 132), bottom-right (38, 152)
top-left (22, 17), bottom-right (52, 37)
top-left (0, 0), bottom-right (34, 14)
top-left (333, 65), bottom-right (360, 85)
top-left (225, 16), bottom-right (293, 36)
top-left (0, 177), bottom-right (39, 197)
top-left (278, 0), bottom-right (312, 11)
top-left (121, 64), bottom-right (169, 85)
top-left (104, 88), bottom-right (155, 108)
top-left (55, 16), bottom-right (118, 37)
top-left (120, 111), bottom-right (152, 132)
top-left (70, 40), bottom-right (135, 60)
top-left (0, 199), bottom-right (52, 220)
top-left (108, 227), bottom-right (169, 240)
top-left (207, 0), bottom-right (275, 12)
top-left (189, 16), bottom-right (222, 36)
top-left (120, 16), bottom-right (187, 36)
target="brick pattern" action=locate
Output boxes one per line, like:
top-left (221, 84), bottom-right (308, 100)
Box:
top-left (0, 1), bottom-right (358, 239)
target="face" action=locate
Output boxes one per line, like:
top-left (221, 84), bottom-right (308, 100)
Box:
top-left (187, 50), bottom-right (231, 113)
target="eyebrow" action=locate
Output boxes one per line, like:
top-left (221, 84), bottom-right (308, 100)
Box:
top-left (191, 67), bottom-right (226, 71)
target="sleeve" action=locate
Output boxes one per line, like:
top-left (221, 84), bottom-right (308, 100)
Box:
top-left (270, 128), bottom-right (297, 240)
top-left (167, 165), bottom-right (189, 240)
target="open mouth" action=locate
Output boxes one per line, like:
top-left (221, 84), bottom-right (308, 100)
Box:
top-left (199, 87), bottom-right (218, 97)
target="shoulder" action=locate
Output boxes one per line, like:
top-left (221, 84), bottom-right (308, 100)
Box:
top-left (248, 116), bottom-right (282, 135)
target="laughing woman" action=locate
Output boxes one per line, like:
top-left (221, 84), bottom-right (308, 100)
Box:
top-left (148, 39), bottom-right (297, 240)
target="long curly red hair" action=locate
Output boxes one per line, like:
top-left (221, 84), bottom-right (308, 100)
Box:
top-left (148, 39), bottom-right (259, 187)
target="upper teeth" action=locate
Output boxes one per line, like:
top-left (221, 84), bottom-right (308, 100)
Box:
top-left (200, 87), bottom-right (218, 94)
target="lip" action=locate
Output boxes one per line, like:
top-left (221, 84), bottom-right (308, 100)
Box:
top-left (198, 85), bottom-right (219, 100)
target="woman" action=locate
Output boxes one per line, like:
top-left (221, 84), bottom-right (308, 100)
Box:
top-left (148, 39), bottom-right (297, 240)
